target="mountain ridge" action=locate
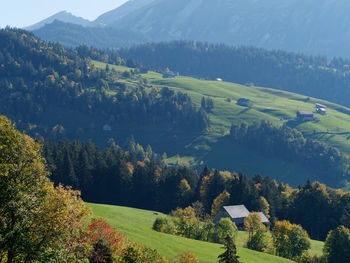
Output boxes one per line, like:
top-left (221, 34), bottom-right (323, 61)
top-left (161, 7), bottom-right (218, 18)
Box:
top-left (25, 10), bottom-right (91, 30)
top-left (32, 0), bottom-right (350, 57)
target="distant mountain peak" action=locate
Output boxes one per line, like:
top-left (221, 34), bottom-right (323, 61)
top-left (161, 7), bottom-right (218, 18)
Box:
top-left (25, 10), bottom-right (91, 31)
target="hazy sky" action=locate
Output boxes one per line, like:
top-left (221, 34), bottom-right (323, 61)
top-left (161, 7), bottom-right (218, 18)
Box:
top-left (0, 0), bottom-right (128, 28)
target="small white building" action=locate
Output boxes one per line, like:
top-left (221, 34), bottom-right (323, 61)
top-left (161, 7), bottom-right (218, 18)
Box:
top-left (102, 124), bottom-right (112, 131)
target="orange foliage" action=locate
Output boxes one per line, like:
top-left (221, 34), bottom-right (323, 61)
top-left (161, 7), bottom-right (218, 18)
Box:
top-left (137, 161), bottom-right (146, 167)
top-left (126, 162), bottom-right (134, 175)
top-left (87, 218), bottom-right (124, 257)
top-left (173, 251), bottom-right (199, 263)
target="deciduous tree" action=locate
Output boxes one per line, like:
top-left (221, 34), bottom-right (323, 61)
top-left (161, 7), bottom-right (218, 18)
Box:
top-left (0, 116), bottom-right (91, 262)
top-left (323, 226), bottom-right (350, 263)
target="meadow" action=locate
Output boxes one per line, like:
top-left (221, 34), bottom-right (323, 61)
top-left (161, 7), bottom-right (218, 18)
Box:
top-left (89, 203), bottom-right (323, 263)
top-left (94, 61), bottom-right (350, 188)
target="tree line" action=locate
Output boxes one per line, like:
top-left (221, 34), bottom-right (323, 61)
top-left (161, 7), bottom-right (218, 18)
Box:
top-left (229, 121), bottom-right (350, 187)
top-left (42, 139), bottom-right (350, 241)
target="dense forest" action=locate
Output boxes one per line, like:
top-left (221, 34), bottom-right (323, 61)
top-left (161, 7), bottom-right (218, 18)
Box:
top-left (0, 29), bottom-right (208, 144)
top-left (43, 139), bottom-right (350, 241)
top-left (228, 121), bottom-right (350, 187)
top-left (119, 41), bottom-right (350, 107)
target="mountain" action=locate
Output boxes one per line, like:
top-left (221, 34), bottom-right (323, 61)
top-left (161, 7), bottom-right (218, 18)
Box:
top-left (33, 0), bottom-right (350, 57)
top-left (93, 0), bottom-right (156, 26)
top-left (26, 10), bottom-right (91, 30)
top-left (33, 20), bottom-right (149, 48)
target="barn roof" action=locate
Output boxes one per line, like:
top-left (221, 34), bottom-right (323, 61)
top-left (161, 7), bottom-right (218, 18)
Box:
top-left (297, 110), bottom-right (313, 115)
top-left (258, 212), bottom-right (270, 223)
top-left (223, 205), bottom-right (250, 219)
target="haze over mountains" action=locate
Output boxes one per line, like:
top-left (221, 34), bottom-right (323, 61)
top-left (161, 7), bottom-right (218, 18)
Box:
top-left (31, 0), bottom-right (350, 57)
top-left (25, 11), bottom-right (91, 30)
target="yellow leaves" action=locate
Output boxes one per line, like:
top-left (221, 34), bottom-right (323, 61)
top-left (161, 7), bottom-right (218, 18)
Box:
top-left (0, 115), bottom-right (92, 261)
top-left (244, 212), bottom-right (265, 237)
top-left (219, 170), bottom-right (234, 181)
top-left (126, 162), bottom-right (134, 175)
top-left (173, 251), bottom-right (199, 263)
top-left (178, 179), bottom-right (191, 193)
top-left (211, 191), bottom-right (230, 217)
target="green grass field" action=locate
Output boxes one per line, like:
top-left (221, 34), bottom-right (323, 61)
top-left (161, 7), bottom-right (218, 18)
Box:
top-left (89, 203), bottom-right (323, 262)
top-left (94, 61), bottom-right (350, 188)
top-left (89, 203), bottom-right (297, 263)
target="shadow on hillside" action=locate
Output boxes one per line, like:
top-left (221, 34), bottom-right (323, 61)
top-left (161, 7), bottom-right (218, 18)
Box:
top-left (203, 136), bottom-right (339, 188)
top-left (238, 107), bottom-right (251, 115)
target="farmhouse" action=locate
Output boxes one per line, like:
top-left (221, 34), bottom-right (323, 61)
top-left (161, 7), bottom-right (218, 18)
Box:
top-left (237, 98), bottom-right (252, 107)
top-left (315, 103), bottom-right (327, 115)
top-left (316, 107), bottom-right (327, 115)
top-left (213, 205), bottom-right (269, 229)
top-left (163, 71), bottom-right (177, 78)
top-left (296, 110), bottom-right (314, 121)
top-left (315, 103), bottom-right (326, 109)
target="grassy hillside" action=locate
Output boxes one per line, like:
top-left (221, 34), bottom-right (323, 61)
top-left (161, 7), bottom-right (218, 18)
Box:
top-left (89, 203), bottom-right (297, 263)
top-left (89, 203), bottom-right (323, 262)
top-left (94, 61), bottom-right (350, 188)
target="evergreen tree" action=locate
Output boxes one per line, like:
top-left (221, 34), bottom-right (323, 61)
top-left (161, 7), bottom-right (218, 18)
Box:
top-left (217, 235), bottom-right (241, 263)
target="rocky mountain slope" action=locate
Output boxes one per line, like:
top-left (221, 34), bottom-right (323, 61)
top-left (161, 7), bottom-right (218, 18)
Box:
top-left (26, 10), bottom-right (91, 30)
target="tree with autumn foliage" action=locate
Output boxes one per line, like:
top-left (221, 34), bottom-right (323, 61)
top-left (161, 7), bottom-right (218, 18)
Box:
top-left (211, 191), bottom-right (230, 217)
top-left (0, 116), bottom-right (91, 262)
top-left (171, 206), bottom-right (201, 239)
top-left (87, 218), bottom-right (124, 262)
top-left (173, 251), bottom-right (199, 263)
top-left (273, 220), bottom-right (311, 260)
top-left (120, 241), bottom-right (168, 263)
top-left (244, 213), bottom-right (265, 238)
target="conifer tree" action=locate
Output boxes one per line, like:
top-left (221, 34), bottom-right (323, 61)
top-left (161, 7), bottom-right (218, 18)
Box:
top-left (217, 235), bottom-right (241, 263)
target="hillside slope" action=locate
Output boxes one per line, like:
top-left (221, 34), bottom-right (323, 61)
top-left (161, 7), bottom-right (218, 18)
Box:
top-left (94, 61), bottom-right (350, 188)
top-left (89, 203), bottom-right (296, 263)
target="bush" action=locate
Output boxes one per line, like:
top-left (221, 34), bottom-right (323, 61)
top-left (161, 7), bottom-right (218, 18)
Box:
top-left (211, 218), bottom-right (237, 244)
top-left (153, 217), bottom-right (176, 234)
top-left (246, 230), bottom-right (271, 252)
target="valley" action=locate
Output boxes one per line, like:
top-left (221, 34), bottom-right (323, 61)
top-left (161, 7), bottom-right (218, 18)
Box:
top-left (94, 61), bottom-right (350, 188)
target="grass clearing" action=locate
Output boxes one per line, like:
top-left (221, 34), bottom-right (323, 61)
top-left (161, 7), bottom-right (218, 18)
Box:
top-left (94, 61), bottom-right (350, 187)
top-left (89, 203), bottom-right (298, 263)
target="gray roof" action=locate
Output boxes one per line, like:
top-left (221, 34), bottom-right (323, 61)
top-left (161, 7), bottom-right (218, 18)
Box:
top-left (223, 205), bottom-right (250, 219)
top-left (258, 212), bottom-right (270, 223)
top-left (297, 110), bottom-right (313, 115)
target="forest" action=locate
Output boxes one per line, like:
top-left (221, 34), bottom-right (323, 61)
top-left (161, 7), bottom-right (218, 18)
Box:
top-left (42, 138), bottom-right (350, 241)
top-left (0, 28), bottom-right (209, 143)
top-left (228, 121), bottom-right (350, 186)
top-left (119, 41), bottom-right (350, 107)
